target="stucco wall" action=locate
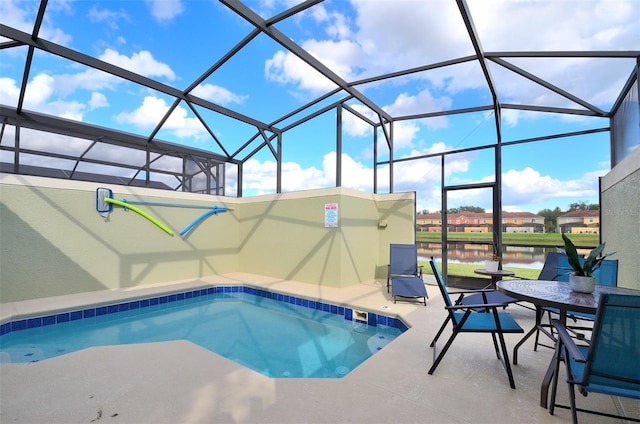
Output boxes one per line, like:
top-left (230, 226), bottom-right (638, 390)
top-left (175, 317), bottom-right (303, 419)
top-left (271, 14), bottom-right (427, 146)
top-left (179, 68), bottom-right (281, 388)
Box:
top-left (0, 175), bottom-right (240, 302)
top-left (0, 174), bottom-right (416, 302)
top-left (600, 146), bottom-right (640, 290)
top-left (236, 188), bottom-right (415, 287)
top-left (375, 191), bottom-right (417, 278)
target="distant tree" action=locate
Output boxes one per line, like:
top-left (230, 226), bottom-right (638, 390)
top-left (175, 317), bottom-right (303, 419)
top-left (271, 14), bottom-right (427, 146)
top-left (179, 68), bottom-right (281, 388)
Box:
top-left (567, 201), bottom-right (599, 211)
top-left (538, 207), bottom-right (563, 233)
top-left (460, 206), bottom-right (485, 213)
top-left (431, 206), bottom-right (485, 214)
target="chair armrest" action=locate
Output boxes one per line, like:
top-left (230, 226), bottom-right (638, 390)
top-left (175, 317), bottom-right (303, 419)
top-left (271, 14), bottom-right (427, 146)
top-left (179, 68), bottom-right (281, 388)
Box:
top-left (551, 319), bottom-right (587, 362)
top-left (446, 302), bottom-right (510, 310)
top-left (448, 288), bottom-right (496, 295)
top-left (417, 265), bottom-right (423, 278)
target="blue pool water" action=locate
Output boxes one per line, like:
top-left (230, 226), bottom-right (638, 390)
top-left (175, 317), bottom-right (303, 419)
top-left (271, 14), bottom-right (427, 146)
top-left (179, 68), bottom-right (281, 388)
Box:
top-left (0, 286), bottom-right (406, 378)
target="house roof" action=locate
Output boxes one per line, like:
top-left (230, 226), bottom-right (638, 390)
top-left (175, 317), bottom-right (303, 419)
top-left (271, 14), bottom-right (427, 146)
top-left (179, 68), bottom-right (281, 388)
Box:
top-left (559, 209), bottom-right (600, 218)
top-left (418, 211), bottom-right (544, 220)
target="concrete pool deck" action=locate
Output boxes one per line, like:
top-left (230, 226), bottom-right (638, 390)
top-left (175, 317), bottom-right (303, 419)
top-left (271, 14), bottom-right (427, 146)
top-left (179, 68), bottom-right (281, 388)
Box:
top-left (1, 272), bottom-right (638, 423)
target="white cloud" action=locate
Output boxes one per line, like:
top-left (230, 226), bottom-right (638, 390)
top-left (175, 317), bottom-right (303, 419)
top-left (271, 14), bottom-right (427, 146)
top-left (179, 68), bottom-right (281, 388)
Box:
top-left (146, 0), bottom-right (184, 22)
top-left (115, 96), bottom-right (208, 140)
top-left (265, 0), bottom-right (638, 125)
top-left (311, 4), bottom-right (353, 40)
top-left (99, 49), bottom-right (176, 81)
top-left (383, 90), bottom-right (451, 129)
top-left (342, 105), bottom-right (374, 137)
top-left (340, 89), bottom-right (449, 150)
top-left (53, 68), bottom-right (120, 96)
top-left (0, 77), bottom-right (20, 107)
top-left (265, 50), bottom-right (339, 94)
top-left (501, 167), bottom-right (601, 208)
top-left (191, 84), bottom-right (248, 106)
top-left (351, 0), bottom-right (470, 74)
top-left (242, 152), bottom-right (375, 194)
top-left (88, 6), bottom-right (130, 30)
top-left (38, 48), bottom-right (176, 98)
top-left (241, 157), bottom-right (325, 194)
top-left (89, 92), bottom-right (109, 110)
top-left (0, 0), bottom-right (72, 46)
top-left (0, 73), bottom-right (90, 120)
top-left (324, 152), bottom-right (373, 192)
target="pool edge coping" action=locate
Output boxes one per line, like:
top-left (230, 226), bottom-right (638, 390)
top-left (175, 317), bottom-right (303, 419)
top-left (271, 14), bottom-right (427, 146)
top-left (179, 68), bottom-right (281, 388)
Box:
top-left (1, 283), bottom-right (411, 337)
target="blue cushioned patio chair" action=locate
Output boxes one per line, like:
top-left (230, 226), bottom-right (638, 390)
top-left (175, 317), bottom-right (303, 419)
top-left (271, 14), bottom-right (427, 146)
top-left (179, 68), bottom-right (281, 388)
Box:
top-left (428, 257), bottom-right (524, 389)
top-left (387, 244), bottom-right (428, 306)
top-left (549, 293), bottom-right (640, 424)
top-left (512, 252), bottom-right (587, 362)
top-left (536, 258), bottom-right (618, 349)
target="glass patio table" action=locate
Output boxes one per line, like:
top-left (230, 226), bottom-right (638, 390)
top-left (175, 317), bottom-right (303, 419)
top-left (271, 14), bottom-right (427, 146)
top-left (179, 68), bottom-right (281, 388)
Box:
top-left (496, 279), bottom-right (640, 409)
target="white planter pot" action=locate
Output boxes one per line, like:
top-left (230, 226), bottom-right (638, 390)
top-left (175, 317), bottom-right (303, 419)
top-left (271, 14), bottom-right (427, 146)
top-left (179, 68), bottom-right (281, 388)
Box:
top-left (485, 260), bottom-right (500, 272)
top-left (569, 274), bottom-right (595, 293)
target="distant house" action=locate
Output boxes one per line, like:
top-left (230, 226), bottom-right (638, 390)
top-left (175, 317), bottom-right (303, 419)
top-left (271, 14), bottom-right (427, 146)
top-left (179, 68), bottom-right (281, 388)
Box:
top-left (501, 211), bottom-right (546, 233)
top-left (416, 211), bottom-right (545, 233)
top-left (416, 213), bottom-right (443, 232)
top-left (557, 210), bottom-right (600, 234)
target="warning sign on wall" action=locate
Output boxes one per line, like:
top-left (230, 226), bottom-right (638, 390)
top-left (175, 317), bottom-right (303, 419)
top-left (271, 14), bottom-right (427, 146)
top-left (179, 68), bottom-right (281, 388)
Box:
top-left (324, 203), bottom-right (338, 228)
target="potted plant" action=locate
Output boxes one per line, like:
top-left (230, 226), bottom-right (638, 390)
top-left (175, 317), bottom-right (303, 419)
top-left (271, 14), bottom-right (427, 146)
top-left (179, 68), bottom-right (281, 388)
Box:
top-left (485, 242), bottom-right (501, 272)
top-left (561, 233), bottom-right (614, 293)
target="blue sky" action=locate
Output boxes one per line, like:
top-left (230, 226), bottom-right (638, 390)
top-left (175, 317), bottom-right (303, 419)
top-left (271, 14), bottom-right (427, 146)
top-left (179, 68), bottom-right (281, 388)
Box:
top-left (1, 0), bottom-right (638, 214)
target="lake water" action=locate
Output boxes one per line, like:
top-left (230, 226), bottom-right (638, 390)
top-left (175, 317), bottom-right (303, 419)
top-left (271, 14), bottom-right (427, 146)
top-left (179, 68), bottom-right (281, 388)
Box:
top-left (417, 243), bottom-right (569, 269)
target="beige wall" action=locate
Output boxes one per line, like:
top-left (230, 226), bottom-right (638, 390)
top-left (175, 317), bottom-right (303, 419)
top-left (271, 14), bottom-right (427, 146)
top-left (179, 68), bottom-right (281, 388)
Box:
top-left (375, 191), bottom-right (417, 278)
top-left (600, 146), bottom-right (640, 290)
top-left (0, 175), bottom-right (240, 302)
top-left (237, 188), bottom-right (415, 287)
top-left (0, 174), bottom-right (415, 302)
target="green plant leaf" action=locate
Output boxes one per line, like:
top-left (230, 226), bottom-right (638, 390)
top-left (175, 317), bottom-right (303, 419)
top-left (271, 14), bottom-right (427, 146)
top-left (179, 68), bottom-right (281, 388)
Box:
top-left (562, 233), bottom-right (584, 276)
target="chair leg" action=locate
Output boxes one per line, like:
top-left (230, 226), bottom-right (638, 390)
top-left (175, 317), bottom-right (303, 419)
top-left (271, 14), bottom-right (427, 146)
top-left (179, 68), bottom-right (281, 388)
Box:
top-left (490, 308), bottom-right (517, 389)
top-left (491, 333), bottom-right (501, 359)
top-left (430, 316), bottom-right (450, 347)
top-left (428, 329), bottom-right (460, 375)
top-left (548, 344), bottom-right (564, 416)
top-left (567, 381), bottom-right (578, 424)
top-left (496, 329), bottom-right (517, 389)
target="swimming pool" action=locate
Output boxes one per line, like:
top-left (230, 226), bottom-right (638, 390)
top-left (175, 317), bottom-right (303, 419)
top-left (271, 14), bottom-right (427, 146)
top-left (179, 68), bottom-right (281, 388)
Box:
top-left (0, 286), bottom-right (408, 378)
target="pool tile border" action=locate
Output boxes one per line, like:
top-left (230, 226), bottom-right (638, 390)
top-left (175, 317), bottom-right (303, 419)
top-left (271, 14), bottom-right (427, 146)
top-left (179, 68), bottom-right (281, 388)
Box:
top-left (1, 285), bottom-right (409, 337)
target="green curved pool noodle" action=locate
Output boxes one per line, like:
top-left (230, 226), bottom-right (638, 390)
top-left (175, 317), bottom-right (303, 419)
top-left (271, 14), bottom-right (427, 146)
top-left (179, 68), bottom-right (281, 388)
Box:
top-left (104, 198), bottom-right (173, 235)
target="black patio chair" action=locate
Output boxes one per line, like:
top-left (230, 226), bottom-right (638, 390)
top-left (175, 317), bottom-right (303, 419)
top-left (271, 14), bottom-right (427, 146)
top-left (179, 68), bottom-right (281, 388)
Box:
top-left (428, 257), bottom-right (524, 389)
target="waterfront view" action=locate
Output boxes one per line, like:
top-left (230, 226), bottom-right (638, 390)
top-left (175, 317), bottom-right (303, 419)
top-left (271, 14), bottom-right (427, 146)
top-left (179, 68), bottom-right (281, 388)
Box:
top-left (416, 232), bottom-right (600, 277)
top-left (418, 243), bottom-right (560, 269)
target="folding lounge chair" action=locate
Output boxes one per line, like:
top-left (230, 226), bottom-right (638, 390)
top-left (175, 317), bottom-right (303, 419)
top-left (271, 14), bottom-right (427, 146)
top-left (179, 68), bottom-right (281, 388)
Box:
top-left (549, 293), bottom-right (640, 423)
top-left (428, 257), bottom-right (524, 389)
top-left (387, 244), bottom-right (428, 306)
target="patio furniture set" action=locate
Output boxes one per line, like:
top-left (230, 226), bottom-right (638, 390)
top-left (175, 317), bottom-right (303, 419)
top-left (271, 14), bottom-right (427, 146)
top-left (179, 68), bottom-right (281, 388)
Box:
top-left (386, 244), bottom-right (640, 423)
